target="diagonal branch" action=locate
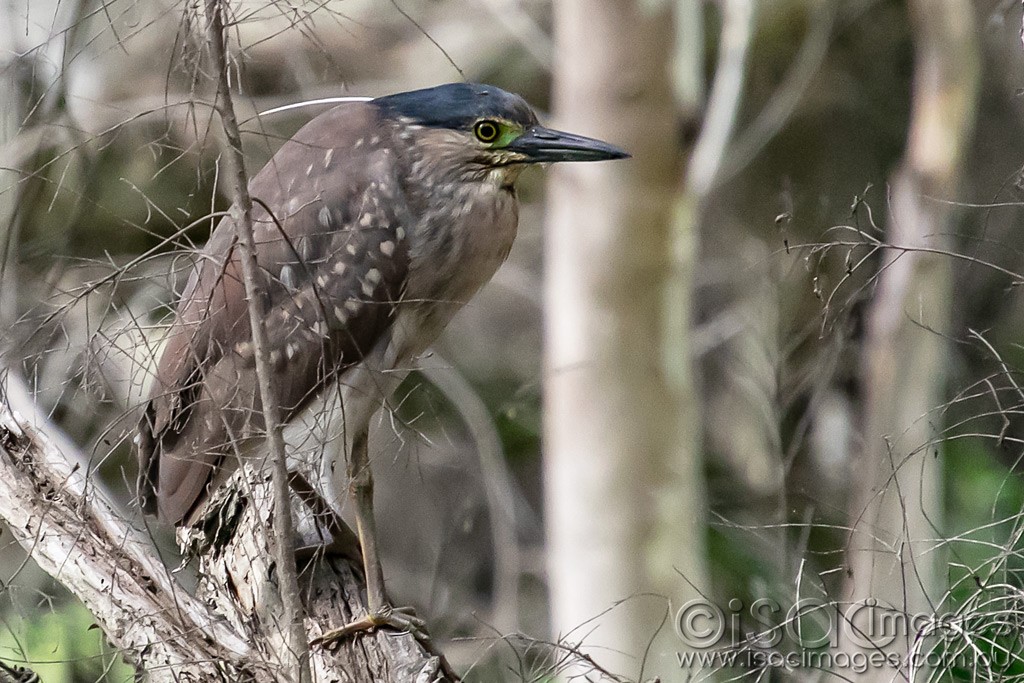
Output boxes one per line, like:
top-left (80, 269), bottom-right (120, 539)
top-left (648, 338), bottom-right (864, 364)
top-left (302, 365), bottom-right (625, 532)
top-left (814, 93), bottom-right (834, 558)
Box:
top-left (0, 398), bottom-right (260, 680)
top-left (0, 370), bottom-right (456, 681)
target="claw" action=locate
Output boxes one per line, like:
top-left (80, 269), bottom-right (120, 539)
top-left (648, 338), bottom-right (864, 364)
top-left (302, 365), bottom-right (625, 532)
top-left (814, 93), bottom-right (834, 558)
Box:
top-left (311, 604), bottom-right (427, 648)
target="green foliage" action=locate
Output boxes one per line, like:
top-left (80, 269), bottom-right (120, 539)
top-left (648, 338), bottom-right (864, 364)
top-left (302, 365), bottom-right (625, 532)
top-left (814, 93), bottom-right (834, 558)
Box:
top-left (944, 436), bottom-right (1024, 593)
top-left (0, 599), bottom-right (133, 683)
top-left (478, 377), bottom-right (542, 466)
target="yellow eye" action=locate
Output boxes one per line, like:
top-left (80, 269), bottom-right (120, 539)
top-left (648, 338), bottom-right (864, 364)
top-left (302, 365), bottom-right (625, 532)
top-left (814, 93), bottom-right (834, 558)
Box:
top-left (474, 120), bottom-right (500, 143)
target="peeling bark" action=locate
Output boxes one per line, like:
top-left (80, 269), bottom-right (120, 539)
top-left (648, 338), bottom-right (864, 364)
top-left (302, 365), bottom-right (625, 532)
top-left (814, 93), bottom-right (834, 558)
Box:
top-left (0, 404), bottom-right (453, 682)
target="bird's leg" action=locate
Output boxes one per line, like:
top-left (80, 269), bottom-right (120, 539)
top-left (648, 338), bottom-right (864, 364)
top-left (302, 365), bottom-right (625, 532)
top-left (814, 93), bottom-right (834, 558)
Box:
top-left (311, 431), bottom-right (428, 647)
top-left (289, 471), bottom-right (362, 565)
top-left (350, 431), bottom-right (388, 608)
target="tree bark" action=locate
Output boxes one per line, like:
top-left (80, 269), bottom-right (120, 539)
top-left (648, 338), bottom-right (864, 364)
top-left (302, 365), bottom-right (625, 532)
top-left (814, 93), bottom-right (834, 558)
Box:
top-left (0, 400), bottom-right (453, 682)
top-left (0, 404), bottom-right (255, 681)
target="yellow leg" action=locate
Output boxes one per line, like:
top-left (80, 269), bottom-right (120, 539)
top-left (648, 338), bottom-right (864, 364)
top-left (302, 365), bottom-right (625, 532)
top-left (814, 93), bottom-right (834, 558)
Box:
top-left (311, 431), bottom-right (427, 646)
top-left (350, 431), bottom-right (389, 609)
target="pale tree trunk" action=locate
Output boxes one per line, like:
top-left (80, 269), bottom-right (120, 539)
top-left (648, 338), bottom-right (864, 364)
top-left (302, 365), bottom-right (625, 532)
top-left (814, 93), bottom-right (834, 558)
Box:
top-left (544, 1), bottom-right (709, 679)
top-left (842, 0), bottom-right (979, 678)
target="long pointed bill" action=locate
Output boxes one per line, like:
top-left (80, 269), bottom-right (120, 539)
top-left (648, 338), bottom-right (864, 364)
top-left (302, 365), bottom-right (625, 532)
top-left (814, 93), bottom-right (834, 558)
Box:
top-left (507, 125), bottom-right (630, 163)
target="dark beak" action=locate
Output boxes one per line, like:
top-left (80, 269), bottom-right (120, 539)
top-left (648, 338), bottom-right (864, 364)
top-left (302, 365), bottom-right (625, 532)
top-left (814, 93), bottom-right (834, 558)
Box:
top-left (507, 125), bottom-right (630, 163)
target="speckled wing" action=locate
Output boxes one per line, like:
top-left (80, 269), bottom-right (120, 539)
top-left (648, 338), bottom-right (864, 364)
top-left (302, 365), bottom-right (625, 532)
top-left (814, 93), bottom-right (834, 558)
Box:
top-left (137, 103), bottom-right (411, 525)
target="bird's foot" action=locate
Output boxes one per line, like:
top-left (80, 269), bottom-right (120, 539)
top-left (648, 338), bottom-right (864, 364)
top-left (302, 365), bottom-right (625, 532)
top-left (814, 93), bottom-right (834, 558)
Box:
top-left (312, 605), bottom-right (428, 648)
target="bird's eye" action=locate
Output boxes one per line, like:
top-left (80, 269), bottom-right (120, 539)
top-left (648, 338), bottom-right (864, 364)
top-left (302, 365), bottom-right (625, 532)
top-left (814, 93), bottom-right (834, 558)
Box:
top-left (474, 120), bottom-right (501, 143)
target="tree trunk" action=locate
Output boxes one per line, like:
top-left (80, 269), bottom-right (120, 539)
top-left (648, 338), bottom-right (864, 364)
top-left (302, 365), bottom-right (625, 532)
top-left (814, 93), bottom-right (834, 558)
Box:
top-left (842, 0), bottom-right (979, 678)
top-left (543, 1), bottom-right (709, 679)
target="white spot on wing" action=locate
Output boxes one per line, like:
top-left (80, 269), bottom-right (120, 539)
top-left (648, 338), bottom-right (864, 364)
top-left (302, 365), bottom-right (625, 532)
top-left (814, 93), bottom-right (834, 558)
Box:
top-left (380, 240), bottom-right (395, 256)
top-left (318, 206), bottom-right (332, 227)
top-left (234, 341), bottom-right (254, 358)
top-left (281, 265), bottom-right (297, 290)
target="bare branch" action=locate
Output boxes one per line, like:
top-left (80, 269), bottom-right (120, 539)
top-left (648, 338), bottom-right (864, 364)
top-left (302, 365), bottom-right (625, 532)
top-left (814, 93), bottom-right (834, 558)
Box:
top-left (0, 399), bottom-right (258, 681)
top-left (185, 468), bottom-right (458, 683)
top-left (686, 0), bottom-right (755, 197)
top-left (201, 1), bottom-right (311, 680)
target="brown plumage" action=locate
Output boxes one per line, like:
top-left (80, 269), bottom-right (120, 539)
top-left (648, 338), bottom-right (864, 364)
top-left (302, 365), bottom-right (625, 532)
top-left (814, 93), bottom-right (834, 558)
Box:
top-left (138, 103), bottom-right (410, 524)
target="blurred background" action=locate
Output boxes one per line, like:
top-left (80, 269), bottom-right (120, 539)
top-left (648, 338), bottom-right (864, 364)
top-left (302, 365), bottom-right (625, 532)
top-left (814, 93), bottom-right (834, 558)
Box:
top-left (1, 0), bottom-right (1023, 680)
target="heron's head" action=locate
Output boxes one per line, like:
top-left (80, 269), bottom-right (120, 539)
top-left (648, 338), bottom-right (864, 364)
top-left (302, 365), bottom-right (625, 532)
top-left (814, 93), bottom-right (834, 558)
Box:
top-left (372, 83), bottom-right (629, 187)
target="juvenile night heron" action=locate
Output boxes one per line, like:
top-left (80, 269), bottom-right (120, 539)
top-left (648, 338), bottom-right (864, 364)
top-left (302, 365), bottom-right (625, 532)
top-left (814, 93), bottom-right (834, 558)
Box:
top-left (137, 82), bottom-right (628, 636)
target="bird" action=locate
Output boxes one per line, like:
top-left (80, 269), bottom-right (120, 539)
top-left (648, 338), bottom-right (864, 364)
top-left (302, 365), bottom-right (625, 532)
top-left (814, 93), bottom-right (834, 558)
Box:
top-left (136, 82), bottom-right (628, 638)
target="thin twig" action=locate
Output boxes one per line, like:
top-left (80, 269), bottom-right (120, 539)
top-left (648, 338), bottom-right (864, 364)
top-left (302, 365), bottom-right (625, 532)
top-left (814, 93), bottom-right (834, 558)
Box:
top-left (202, 1), bottom-right (311, 680)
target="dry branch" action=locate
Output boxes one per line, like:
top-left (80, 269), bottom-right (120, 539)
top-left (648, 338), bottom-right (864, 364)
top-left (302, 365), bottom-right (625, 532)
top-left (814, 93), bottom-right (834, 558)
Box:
top-left (185, 469), bottom-right (455, 683)
top-left (201, 1), bottom-right (311, 678)
top-left (0, 398), bottom-right (454, 682)
top-left (0, 403), bottom-right (257, 681)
